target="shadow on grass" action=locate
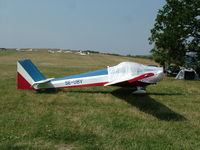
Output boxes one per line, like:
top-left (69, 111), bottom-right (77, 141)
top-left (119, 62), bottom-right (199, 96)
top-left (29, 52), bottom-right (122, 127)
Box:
top-left (66, 89), bottom-right (183, 96)
top-left (36, 88), bottom-right (63, 94)
top-left (66, 90), bottom-right (111, 94)
top-left (111, 88), bottom-right (186, 121)
top-left (68, 88), bottom-right (186, 121)
top-left (147, 92), bottom-right (183, 96)
top-left (42, 88), bottom-right (186, 121)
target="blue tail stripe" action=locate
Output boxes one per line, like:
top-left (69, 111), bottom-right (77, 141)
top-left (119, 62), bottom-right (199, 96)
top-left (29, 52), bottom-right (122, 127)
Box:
top-left (19, 60), bottom-right (46, 82)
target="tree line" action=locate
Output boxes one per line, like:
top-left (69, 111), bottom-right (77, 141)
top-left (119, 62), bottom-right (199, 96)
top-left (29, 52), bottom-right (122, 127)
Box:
top-left (149, 0), bottom-right (199, 67)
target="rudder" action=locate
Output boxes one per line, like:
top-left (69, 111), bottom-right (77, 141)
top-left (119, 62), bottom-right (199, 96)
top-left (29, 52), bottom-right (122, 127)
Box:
top-left (17, 60), bottom-right (46, 90)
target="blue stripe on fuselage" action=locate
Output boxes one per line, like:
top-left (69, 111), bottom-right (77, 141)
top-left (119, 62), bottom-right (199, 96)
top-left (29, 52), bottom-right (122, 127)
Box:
top-left (19, 60), bottom-right (46, 82)
top-left (52, 68), bottom-right (108, 81)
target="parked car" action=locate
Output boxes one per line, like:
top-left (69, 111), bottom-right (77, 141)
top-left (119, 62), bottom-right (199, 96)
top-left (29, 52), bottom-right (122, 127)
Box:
top-left (166, 65), bottom-right (180, 77)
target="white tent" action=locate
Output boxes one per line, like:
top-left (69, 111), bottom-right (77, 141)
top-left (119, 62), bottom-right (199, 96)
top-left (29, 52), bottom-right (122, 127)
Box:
top-left (175, 69), bottom-right (199, 80)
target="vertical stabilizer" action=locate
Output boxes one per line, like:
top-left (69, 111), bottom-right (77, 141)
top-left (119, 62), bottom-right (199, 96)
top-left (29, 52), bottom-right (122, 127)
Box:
top-left (17, 60), bottom-right (46, 90)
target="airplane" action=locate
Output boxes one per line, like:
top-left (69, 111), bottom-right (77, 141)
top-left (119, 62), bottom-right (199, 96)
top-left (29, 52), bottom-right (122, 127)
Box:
top-left (17, 59), bottom-right (164, 94)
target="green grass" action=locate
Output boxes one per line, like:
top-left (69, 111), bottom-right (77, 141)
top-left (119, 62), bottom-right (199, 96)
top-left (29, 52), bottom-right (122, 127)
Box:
top-left (0, 50), bottom-right (200, 149)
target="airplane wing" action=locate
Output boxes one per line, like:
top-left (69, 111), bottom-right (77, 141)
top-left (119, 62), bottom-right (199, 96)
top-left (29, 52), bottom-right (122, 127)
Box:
top-left (104, 73), bottom-right (154, 86)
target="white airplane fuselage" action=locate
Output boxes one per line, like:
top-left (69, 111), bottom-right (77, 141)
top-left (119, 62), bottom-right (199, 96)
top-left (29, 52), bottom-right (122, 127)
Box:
top-left (17, 60), bottom-right (164, 91)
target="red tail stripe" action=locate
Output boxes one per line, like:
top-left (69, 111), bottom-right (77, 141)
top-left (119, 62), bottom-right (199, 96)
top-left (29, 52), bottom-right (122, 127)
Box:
top-left (17, 73), bottom-right (34, 90)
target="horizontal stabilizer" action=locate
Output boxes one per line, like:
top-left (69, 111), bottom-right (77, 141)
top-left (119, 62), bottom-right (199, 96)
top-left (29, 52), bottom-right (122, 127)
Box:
top-left (32, 78), bottom-right (54, 86)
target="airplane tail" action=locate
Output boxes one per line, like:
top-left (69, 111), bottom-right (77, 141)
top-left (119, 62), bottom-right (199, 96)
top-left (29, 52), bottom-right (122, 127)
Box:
top-left (17, 59), bottom-right (46, 90)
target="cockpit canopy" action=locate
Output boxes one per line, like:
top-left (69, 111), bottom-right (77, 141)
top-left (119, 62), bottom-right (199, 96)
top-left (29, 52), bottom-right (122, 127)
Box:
top-left (108, 62), bottom-right (162, 82)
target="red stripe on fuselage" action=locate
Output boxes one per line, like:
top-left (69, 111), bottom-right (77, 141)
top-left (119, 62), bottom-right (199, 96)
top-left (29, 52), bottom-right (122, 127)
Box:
top-left (17, 72), bottom-right (34, 90)
top-left (56, 82), bottom-right (109, 89)
top-left (128, 73), bottom-right (154, 83)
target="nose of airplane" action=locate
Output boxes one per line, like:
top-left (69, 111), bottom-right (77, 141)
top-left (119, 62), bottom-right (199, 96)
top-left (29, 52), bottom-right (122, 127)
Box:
top-left (156, 70), bottom-right (164, 82)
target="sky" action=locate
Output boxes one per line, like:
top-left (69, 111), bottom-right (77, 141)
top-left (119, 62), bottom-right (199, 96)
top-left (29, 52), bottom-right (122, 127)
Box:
top-left (0, 0), bottom-right (166, 55)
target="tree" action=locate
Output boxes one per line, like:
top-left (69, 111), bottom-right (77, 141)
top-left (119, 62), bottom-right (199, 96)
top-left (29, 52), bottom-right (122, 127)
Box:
top-left (149, 0), bottom-right (200, 67)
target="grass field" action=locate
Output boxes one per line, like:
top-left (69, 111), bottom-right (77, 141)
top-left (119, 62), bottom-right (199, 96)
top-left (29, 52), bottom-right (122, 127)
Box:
top-left (0, 50), bottom-right (200, 150)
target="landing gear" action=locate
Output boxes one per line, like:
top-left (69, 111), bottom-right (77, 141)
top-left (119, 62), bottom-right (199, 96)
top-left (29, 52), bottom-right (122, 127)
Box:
top-left (132, 86), bottom-right (147, 95)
